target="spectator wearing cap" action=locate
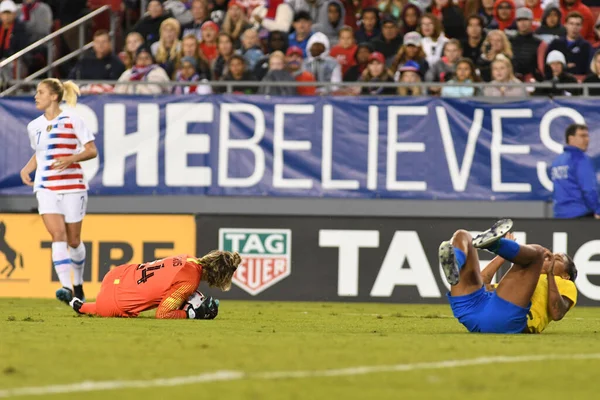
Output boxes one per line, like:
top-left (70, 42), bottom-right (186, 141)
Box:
top-left (559, 0), bottom-right (595, 42)
top-left (341, 0), bottom-right (378, 31)
top-left (425, 39), bottom-right (462, 89)
top-left (524, 0), bottom-right (543, 30)
top-left (313, 0), bottom-right (345, 47)
top-left (219, 54), bottom-right (258, 94)
top-left (69, 30), bottom-right (125, 80)
top-left (535, 50), bottom-right (580, 95)
top-left (488, 0), bottom-right (517, 36)
top-left (213, 32), bottom-right (236, 80)
top-left (17, 0), bottom-right (52, 44)
top-left (303, 31), bottom-right (342, 93)
top-left (426, 0), bottom-right (466, 40)
top-left (182, 0), bottom-right (212, 42)
top-left (180, 34), bottom-right (212, 79)
top-left (330, 26), bottom-right (357, 76)
top-left (0, 0), bottom-right (28, 61)
top-left (132, 0), bottom-right (171, 46)
top-left (259, 50), bottom-right (297, 95)
top-left (399, 3), bottom-right (421, 36)
top-left (510, 8), bottom-right (542, 79)
top-left (115, 46), bottom-right (171, 95)
top-left (253, 30), bottom-right (289, 80)
top-left (391, 31), bottom-right (430, 80)
top-left (359, 51), bottom-right (396, 95)
top-left (482, 54), bottom-right (527, 96)
top-left (287, 0), bottom-right (330, 27)
top-left (547, 11), bottom-right (593, 76)
top-left (222, 1), bottom-right (252, 49)
top-left (583, 49), bottom-right (600, 95)
top-left (461, 15), bottom-right (486, 65)
top-left (372, 16), bottom-right (404, 67)
top-left (442, 57), bottom-right (480, 97)
top-left (343, 42), bottom-right (373, 81)
top-left (151, 18), bottom-right (182, 77)
top-left (238, 29), bottom-right (264, 71)
top-left (478, 29), bottom-right (513, 81)
top-left (250, 0), bottom-right (293, 33)
top-left (536, 3), bottom-right (566, 44)
top-left (419, 14), bottom-right (448, 68)
top-left (289, 11), bottom-right (313, 57)
top-left (285, 45), bottom-right (317, 95)
top-left (173, 56), bottom-right (212, 94)
top-left (199, 21), bottom-right (220, 62)
top-left (397, 60), bottom-right (423, 96)
top-left (355, 7), bottom-right (381, 44)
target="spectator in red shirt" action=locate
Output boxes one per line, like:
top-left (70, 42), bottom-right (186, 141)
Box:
top-left (330, 26), bottom-right (357, 76)
top-left (285, 45), bottom-right (316, 95)
top-left (199, 20), bottom-right (219, 62)
top-left (343, 41), bottom-right (373, 81)
top-left (488, 0), bottom-right (517, 33)
top-left (524, 0), bottom-right (543, 30)
top-left (0, 0), bottom-right (29, 77)
top-left (560, 0), bottom-right (595, 42)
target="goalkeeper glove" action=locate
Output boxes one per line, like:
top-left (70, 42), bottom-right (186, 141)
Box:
top-left (185, 296), bottom-right (220, 320)
top-left (69, 297), bottom-right (84, 314)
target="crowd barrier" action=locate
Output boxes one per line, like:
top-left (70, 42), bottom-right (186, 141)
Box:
top-left (2, 213), bottom-right (599, 306)
top-left (1, 95), bottom-right (598, 201)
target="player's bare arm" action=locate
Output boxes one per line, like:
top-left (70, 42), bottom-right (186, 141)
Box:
top-left (547, 257), bottom-right (574, 321)
top-left (53, 141), bottom-right (98, 171)
top-left (20, 154), bottom-right (37, 186)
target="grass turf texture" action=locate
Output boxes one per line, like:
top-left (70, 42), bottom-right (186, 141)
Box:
top-left (1, 299), bottom-right (599, 399)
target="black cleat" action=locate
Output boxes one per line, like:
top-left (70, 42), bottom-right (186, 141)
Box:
top-left (472, 219), bottom-right (514, 251)
top-left (55, 287), bottom-right (73, 305)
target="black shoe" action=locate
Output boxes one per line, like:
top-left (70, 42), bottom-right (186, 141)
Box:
top-left (55, 287), bottom-right (73, 305)
top-left (73, 285), bottom-right (85, 302)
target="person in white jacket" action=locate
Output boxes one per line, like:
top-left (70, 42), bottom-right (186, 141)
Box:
top-left (303, 32), bottom-right (342, 94)
top-left (114, 46), bottom-right (171, 95)
top-left (250, 0), bottom-right (293, 33)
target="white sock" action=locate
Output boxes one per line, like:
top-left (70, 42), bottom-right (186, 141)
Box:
top-left (69, 243), bottom-right (86, 286)
top-left (52, 242), bottom-right (72, 288)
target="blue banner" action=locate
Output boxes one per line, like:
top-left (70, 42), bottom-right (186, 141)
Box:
top-left (0, 95), bottom-right (598, 200)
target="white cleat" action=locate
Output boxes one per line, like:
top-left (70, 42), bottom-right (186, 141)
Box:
top-left (439, 241), bottom-right (460, 286)
top-left (472, 218), bottom-right (514, 250)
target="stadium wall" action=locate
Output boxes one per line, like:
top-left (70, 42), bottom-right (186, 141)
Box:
top-left (1, 213), bottom-right (598, 306)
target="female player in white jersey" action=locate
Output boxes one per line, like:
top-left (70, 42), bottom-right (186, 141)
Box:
top-left (19, 79), bottom-right (97, 304)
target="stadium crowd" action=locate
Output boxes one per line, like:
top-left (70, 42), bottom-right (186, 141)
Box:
top-left (2, 0), bottom-right (600, 95)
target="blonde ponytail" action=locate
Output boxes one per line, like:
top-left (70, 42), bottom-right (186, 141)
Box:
top-left (62, 81), bottom-right (80, 107)
top-left (40, 78), bottom-right (80, 107)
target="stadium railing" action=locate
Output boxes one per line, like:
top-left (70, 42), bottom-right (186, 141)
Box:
top-left (3, 79), bottom-right (600, 98)
top-left (0, 5), bottom-right (118, 97)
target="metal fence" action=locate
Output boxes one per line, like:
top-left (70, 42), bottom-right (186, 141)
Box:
top-left (3, 79), bottom-right (600, 99)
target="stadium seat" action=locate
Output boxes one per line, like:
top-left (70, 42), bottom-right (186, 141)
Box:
top-left (537, 40), bottom-right (548, 76)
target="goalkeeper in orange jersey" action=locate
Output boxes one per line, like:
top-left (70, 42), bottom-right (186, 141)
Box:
top-left (68, 250), bottom-right (241, 320)
top-left (479, 233), bottom-right (578, 334)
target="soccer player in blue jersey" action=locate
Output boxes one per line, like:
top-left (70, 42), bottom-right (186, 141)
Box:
top-left (439, 218), bottom-right (567, 334)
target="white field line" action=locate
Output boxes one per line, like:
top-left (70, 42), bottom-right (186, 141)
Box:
top-left (1, 353), bottom-right (600, 398)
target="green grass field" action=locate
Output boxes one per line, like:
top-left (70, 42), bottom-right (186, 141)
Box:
top-left (1, 299), bottom-right (599, 400)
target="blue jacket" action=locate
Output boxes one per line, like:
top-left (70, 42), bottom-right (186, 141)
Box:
top-left (551, 145), bottom-right (600, 218)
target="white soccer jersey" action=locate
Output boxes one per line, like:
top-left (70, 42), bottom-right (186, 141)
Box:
top-left (27, 110), bottom-right (94, 194)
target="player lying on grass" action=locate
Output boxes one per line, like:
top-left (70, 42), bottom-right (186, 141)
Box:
top-left (438, 218), bottom-right (576, 334)
top-left (68, 251), bottom-right (241, 319)
top-left (480, 232), bottom-right (577, 334)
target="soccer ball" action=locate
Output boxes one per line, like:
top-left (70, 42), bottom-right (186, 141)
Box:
top-left (186, 291), bottom-right (206, 309)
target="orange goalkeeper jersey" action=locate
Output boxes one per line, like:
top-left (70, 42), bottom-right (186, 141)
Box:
top-left (81, 255), bottom-right (203, 319)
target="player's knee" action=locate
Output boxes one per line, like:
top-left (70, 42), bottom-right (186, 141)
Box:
top-left (67, 239), bottom-right (81, 248)
top-left (530, 245), bottom-right (546, 263)
top-left (452, 229), bottom-right (472, 242)
top-left (51, 231), bottom-right (67, 242)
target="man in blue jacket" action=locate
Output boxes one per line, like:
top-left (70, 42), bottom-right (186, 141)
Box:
top-left (551, 123), bottom-right (600, 219)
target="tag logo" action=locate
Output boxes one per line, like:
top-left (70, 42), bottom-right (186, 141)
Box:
top-left (219, 228), bottom-right (291, 295)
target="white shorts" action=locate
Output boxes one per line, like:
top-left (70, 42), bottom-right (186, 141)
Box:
top-left (36, 190), bottom-right (88, 223)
